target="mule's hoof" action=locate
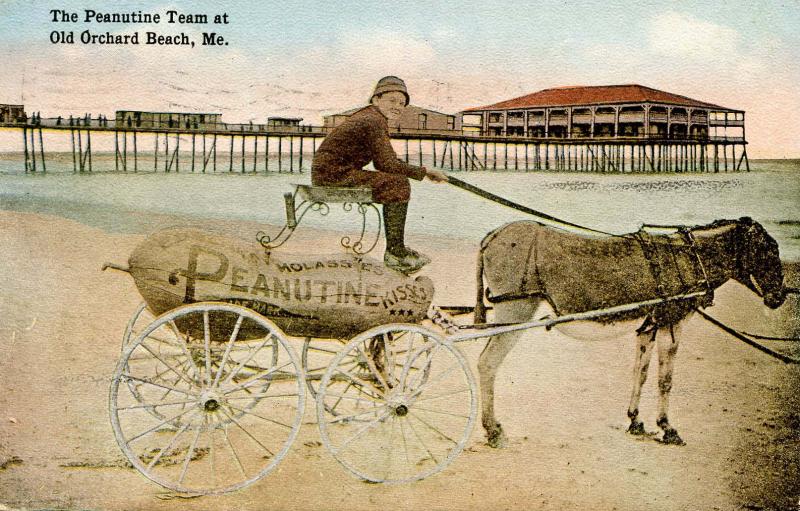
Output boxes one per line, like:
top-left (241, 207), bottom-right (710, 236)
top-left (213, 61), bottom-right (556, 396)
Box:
top-left (486, 427), bottom-right (508, 449)
top-left (627, 420), bottom-right (646, 436)
top-left (660, 428), bottom-right (685, 446)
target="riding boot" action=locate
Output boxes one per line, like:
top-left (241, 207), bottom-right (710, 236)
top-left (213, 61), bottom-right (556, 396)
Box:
top-left (383, 202), bottom-right (408, 257)
top-left (383, 202), bottom-right (430, 273)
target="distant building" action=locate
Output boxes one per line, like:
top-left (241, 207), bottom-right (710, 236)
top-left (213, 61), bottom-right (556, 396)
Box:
top-left (267, 117), bottom-right (303, 129)
top-left (324, 105), bottom-right (457, 131)
top-left (460, 84), bottom-right (744, 141)
top-left (115, 110), bottom-right (222, 130)
top-left (0, 104), bottom-right (26, 123)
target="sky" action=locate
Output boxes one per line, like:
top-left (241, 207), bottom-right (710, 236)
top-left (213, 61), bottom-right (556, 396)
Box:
top-left (1, 0), bottom-right (799, 157)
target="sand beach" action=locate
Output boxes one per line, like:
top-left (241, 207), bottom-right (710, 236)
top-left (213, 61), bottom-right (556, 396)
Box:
top-left (0, 207), bottom-right (798, 510)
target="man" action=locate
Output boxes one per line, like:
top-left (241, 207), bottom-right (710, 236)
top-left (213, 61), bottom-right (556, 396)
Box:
top-left (312, 76), bottom-right (447, 273)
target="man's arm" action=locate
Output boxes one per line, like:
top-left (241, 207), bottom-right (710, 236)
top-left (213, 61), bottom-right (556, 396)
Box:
top-left (367, 121), bottom-right (427, 180)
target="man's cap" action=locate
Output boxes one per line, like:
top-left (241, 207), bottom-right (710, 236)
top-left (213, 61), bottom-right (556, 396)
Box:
top-left (370, 76), bottom-right (409, 106)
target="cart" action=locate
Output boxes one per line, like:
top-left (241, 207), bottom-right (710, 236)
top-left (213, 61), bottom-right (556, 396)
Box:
top-left (105, 185), bottom-right (483, 495)
top-left (105, 185), bottom-right (710, 495)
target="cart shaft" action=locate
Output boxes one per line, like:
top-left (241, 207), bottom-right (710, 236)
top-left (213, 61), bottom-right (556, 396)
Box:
top-left (448, 290), bottom-right (708, 344)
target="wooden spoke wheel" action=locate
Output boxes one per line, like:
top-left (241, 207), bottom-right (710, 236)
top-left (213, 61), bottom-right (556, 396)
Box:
top-left (122, 302), bottom-right (280, 423)
top-left (109, 303), bottom-right (305, 495)
top-left (316, 324), bottom-right (477, 484)
top-left (302, 337), bottom-right (366, 416)
top-left (122, 302), bottom-right (155, 349)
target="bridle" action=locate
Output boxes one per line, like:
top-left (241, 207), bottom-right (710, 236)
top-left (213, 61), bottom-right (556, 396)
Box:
top-left (734, 220), bottom-right (791, 302)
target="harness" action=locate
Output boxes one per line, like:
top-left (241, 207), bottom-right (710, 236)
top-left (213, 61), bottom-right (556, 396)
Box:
top-left (633, 226), bottom-right (715, 333)
top-left (680, 227), bottom-right (713, 304)
top-left (634, 229), bottom-right (668, 299)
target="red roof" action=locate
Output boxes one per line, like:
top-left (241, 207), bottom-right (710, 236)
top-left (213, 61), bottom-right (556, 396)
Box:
top-left (464, 84), bottom-right (733, 112)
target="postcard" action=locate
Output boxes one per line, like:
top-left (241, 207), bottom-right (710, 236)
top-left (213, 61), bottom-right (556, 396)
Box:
top-left (1, 2), bottom-right (798, 509)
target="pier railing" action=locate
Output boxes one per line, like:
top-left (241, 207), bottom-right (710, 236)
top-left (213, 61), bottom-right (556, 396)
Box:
top-left (1, 117), bottom-right (746, 144)
top-left (3, 116), bottom-right (749, 173)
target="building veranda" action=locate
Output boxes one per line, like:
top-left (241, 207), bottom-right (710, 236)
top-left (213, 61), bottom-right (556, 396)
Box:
top-left (460, 84), bottom-right (744, 141)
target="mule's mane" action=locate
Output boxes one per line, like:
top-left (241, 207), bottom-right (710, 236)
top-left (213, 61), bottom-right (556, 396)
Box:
top-left (698, 218), bottom-right (741, 230)
top-left (686, 218), bottom-right (741, 239)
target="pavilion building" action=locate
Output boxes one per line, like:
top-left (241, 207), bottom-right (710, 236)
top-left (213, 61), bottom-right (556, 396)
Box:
top-left (460, 84), bottom-right (744, 142)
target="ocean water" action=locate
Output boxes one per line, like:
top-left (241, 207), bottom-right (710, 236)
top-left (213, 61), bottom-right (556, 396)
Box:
top-left (1, 154), bottom-right (799, 260)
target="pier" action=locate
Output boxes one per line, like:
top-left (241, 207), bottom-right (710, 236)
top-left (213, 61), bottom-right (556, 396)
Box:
top-left (1, 86), bottom-right (748, 174)
top-left (1, 118), bottom-right (749, 174)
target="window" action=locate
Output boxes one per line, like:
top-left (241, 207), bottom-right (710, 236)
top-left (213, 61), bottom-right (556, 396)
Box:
top-left (488, 113), bottom-right (502, 123)
top-left (462, 114), bottom-right (482, 125)
top-left (528, 111), bottom-right (545, 124)
top-left (447, 116), bottom-right (455, 129)
top-left (418, 113), bottom-right (427, 130)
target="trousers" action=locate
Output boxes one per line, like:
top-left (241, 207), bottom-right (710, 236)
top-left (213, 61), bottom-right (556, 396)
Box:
top-left (311, 168), bottom-right (411, 204)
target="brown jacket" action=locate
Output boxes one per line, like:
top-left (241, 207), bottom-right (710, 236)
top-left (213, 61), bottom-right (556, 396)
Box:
top-left (312, 106), bottom-right (426, 182)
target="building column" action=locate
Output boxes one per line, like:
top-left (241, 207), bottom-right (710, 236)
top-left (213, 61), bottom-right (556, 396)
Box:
top-left (545, 109), bottom-right (550, 139)
top-left (687, 108), bottom-right (694, 139)
top-left (524, 110), bottom-right (529, 137)
top-left (667, 107), bottom-right (672, 139)
top-left (503, 112), bottom-right (508, 136)
top-left (567, 107), bottom-right (573, 139)
top-left (590, 107), bottom-right (595, 139)
top-left (644, 105), bottom-right (651, 139)
top-left (614, 106), bottom-right (619, 138)
top-left (742, 112), bottom-right (746, 141)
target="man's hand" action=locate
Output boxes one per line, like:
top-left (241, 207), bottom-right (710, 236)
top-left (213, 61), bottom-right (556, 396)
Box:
top-left (425, 168), bottom-right (448, 183)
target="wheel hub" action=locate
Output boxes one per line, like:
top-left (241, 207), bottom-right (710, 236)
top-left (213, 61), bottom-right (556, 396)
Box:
top-left (394, 404), bottom-right (409, 417)
top-left (199, 391), bottom-right (223, 413)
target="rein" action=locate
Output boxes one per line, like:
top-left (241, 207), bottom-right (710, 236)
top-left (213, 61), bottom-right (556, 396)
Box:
top-left (446, 176), bottom-right (619, 237)
top-left (695, 308), bottom-right (800, 364)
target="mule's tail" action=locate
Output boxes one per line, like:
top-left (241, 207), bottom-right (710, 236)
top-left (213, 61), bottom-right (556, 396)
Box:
top-left (474, 245), bottom-right (487, 323)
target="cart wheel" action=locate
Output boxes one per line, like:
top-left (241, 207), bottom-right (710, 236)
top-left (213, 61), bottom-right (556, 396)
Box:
top-left (302, 337), bottom-right (356, 416)
top-left (317, 324), bottom-right (477, 483)
top-left (123, 304), bottom-right (280, 424)
top-left (110, 303), bottom-right (305, 495)
top-left (122, 302), bottom-right (154, 349)
top-left (123, 303), bottom-right (185, 421)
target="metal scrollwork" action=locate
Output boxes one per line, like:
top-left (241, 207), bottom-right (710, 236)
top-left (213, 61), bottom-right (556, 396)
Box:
top-left (258, 195), bottom-right (331, 251)
top-left (258, 188), bottom-right (382, 256)
top-left (340, 202), bottom-right (382, 256)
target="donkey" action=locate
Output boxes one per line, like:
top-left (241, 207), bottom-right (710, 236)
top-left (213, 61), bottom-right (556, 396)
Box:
top-left (473, 217), bottom-right (786, 447)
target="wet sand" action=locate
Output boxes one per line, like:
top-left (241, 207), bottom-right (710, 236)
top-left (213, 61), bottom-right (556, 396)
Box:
top-left (0, 210), bottom-right (798, 510)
